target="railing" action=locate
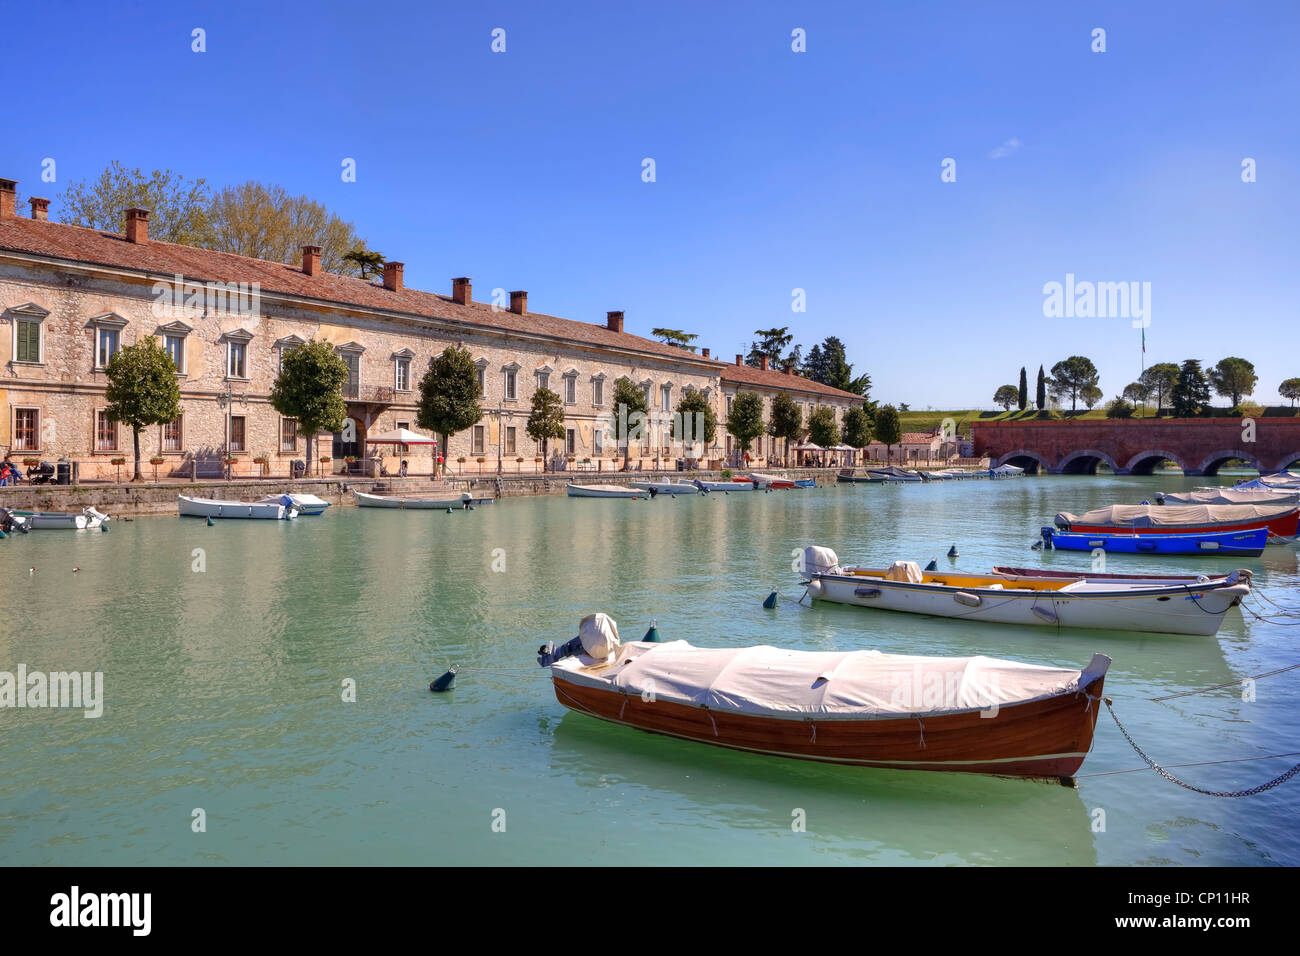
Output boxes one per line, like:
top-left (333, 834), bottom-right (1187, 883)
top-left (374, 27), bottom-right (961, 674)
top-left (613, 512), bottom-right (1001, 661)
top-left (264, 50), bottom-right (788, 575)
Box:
top-left (342, 384), bottom-right (395, 403)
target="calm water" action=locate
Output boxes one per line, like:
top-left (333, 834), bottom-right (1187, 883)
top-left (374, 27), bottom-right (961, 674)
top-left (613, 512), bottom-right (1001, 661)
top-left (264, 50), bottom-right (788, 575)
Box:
top-left (2, 474), bottom-right (1297, 866)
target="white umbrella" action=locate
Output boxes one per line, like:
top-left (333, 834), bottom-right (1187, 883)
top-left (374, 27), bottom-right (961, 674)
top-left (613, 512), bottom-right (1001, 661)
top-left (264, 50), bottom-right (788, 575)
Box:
top-left (366, 427), bottom-right (439, 476)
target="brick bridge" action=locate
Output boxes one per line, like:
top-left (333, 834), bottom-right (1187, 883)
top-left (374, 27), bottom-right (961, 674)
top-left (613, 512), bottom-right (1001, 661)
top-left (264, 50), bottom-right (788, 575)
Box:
top-left (970, 418), bottom-right (1300, 476)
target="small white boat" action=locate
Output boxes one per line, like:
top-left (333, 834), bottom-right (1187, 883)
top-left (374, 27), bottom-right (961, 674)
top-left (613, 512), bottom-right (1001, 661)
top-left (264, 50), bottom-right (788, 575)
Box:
top-left (694, 478), bottom-right (757, 492)
top-left (258, 493), bottom-right (332, 515)
top-left (355, 490), bottom-right (472, 508)
top-left (8, 506), bottom-right (110, 530)
top-left (629, 479), bottom-right (700, 495)
top-left (565, 484), bottom-right (648, 499)
top-left (801, 546), bottom-right (1250, 636)
top-left (989, 463), bottom-right (1025, 478)
top-left (178, 495), bottom-right (296, 519)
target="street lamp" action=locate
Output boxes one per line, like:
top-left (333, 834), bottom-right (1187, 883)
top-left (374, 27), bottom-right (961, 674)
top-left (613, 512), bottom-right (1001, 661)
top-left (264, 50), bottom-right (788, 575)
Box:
top-left (216, 383), bottom-right (247, 481)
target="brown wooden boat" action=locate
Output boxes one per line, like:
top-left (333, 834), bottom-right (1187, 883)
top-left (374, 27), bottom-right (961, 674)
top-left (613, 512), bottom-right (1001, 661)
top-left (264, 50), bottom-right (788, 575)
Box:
top-left (540, 617), bottom-right (1110, 781)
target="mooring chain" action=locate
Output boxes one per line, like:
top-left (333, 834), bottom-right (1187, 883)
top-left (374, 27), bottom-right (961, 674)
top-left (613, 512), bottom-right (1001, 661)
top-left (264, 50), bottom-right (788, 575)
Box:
top-left (1104, 699), bottom-right (1300, 797)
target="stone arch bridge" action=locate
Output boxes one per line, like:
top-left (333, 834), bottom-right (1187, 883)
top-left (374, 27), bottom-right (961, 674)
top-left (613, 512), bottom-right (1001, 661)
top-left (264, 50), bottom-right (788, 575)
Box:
top-left (970, 418), bottom-right (1300, 476)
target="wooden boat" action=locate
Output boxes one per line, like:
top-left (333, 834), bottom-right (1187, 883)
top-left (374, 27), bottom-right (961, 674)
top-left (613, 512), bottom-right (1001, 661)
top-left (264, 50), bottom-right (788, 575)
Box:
top-left (355, 490), bottom-right (472, 508)
top-left (1056, 502), bottom-right (1298, 538)
top-left (991, 566), bottom-right (1238, 586)
top-left (257, 493), bottom-right (331, 515)
top-left (867, 467), bottom-right (923, 482)
top-left (8, 506), bottom-right (109, 530)
top-left (836, 469), bottom-right (873, 484)
top-left (693, 478), bottom-right (757, 492)
top-left (178, 495), bottom-right (296, 519)
top-left (628, 479), bottom-right (700, 495)
top-left (1041, 526), bottom-right (1267, 557)
top-left (538, 614), bottom-right (1110, 780)
top-left (801, 548), bottom-right (1250, 636)
top-left (565, 483), bottom-right (648, 499)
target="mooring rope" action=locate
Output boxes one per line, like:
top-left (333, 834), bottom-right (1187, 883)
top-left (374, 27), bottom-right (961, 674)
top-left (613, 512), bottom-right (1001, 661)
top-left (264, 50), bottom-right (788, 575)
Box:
top-left (1076, 750), bottom-right (1300, 779)
top-left (1149, 661), bottom-right (1300, 701)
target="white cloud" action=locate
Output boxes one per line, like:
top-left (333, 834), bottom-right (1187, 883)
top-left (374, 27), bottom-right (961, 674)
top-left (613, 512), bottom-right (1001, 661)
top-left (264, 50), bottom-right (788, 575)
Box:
top-left (989, 138), bottom-right (1022, 159)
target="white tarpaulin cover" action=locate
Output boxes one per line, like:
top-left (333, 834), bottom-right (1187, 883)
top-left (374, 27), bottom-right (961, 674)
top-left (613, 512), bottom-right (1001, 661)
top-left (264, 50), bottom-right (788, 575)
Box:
top-left (1057, 501), bottom-right (1295, 529)
top-left (802, 546), bottom-right (841, 576)
top-left (1160, 488), bottom-right (1300, 507)
top-left (560, 640), bottom-right (1088, 719)
top-left (578, 613), bottom-right (621, 659)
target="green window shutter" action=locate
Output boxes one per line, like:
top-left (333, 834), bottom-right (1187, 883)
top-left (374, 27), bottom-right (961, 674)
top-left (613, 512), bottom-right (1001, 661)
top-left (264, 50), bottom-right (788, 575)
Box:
top-left (17, 320), bottom-right (39, 362)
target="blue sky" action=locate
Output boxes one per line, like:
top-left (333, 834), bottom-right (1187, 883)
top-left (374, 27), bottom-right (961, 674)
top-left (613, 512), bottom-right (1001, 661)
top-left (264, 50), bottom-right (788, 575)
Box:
top-left (3, 0), bottom-right (1297, 407)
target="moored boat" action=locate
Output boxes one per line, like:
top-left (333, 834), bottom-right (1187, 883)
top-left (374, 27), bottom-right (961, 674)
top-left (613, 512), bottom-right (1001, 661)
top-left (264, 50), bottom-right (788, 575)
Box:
top-left (565, 483), bottom-right (648, 499)
top-left (991, 566), bottom-right (1238, 586)
top-left (1056, 502), bottom-right (1298, 539)
top-left (747, 472), bottom-right (796, 489)
top-left (257, 493), bottom-right (331, 515)
top-left (538, 613), bottom-right (1110, 780)
top-left (867, 466), bottom-right (923, 482)
top-left (628, 479), bottom-right (700, 495)
top-left (1041, 526), bottom-right (1267, 557)
top-left (694, 478), bottom-right (757, 492)
top-left (836, 469), bottom-right (873, 484)
top-left (355, 490), bottom-right (473, 508)
top-left (1156, 487), bottom-right (1300, 507)
top-left (178, 495), bottom-right (296, 519)
top-left (801, 548), bottom-right (1249, 636)
top-left (8, 506), bottom-right (109, 530)
top-left (989, 463), bottom-right (1025, 478)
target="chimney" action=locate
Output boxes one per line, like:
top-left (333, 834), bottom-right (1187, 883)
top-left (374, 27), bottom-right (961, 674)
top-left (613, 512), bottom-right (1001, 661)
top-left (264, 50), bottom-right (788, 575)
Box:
top-left (785, 364), bottom-right (795, 375)
top-left (125, 207), bottom-right (150, 244)
top-left (0, 179), bottom-right (18, 218)
top-left (383, 261), bottom-right (404, 292)
top-left (29, 197), bottom-right (49, 221)
top-left (452, 277), bottom-right (472, 305)
top-left (509, 290), bottom-right (528, 315)
top-left (302, 245), bottom-right (321, 276)
top-left (702, 348), bottom-right (710, 359)
top-left (760, 355), bottom-right (770, 371)
top-left (606, 311), bottom-right (624, 333)
top-left (735, 354), bottom-right (743, 366)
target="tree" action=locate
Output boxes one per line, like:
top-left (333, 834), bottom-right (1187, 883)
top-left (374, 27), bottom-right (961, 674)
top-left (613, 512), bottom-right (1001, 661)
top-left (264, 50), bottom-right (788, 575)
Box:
top-left (651, 328), bottom-right (699, 352)
top-left (57, 160), bottom-right (214, 245)
top-left (1139, 363), bottom-right (1179, 416)
top-left (1047, 356), bottom-right (1100, 412)
top-left (270, 340), bottom-right (348, 476)
top-left (802, 344), bottom-right (827, 383)
top-left (1280, 377), bottom-right (1300, 409)
top-left (1017, 367), bottom-right (1028, 411)
top-left (612, 377), bottom-right (650, 469)
top-left (1208, 357), bottom-right (1258, 408)
top-left (725, 390), bottom-right (766, 460)
top-left (874, 404), bottom-right (902, 461)
top-left (1122, 381), bottom-right (1150, 417)
top-left (1105, 396), bottom-right (1134, 419)
top-left (1080, 383), bottom-right (1103, 410)
top-left (671, 386), bottom-right (718, 456)
top-left (1171, 359), bottom-right (1212, 417)
top-left (841, 406), bottom-right (873, 449)
top-left (341, 248), bottom-right (386, 279)
top-left (526, 387), bottom-right (565, 469)
top-left (1035, 365), bottom-right (1047, 411)
top-left (993, 385), bottom-right (1019, 411)
top-left (103, 338), bottom-right (182, 481)
top-left (807, 406), bottom-right (840, 448)
top-left (768, 392), bottom-right (803, 464)
top-left (746, 328), bottom-right (793, 368)
top-left (417, 346), bottom-right (483, 472)
top-left (820, 337), bottom-right (854, 392)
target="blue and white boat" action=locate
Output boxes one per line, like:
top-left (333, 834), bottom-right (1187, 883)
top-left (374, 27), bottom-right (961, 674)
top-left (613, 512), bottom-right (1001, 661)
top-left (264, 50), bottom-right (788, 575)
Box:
top-left (1040, 526), bottom-right (1267, 557)
top-left (258, 493), bottom-right (331, 515)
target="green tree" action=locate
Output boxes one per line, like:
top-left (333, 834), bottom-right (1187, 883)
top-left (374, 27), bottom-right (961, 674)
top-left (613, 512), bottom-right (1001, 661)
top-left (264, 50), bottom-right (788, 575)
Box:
top-left (1080, 383), bottom-right (1104, 410)
top-left (417, 346), bottom-right (483, 472)
top-left (104, 338), bottom-right (182, 481)
top-left (341, 248), bottom-right (386, 279)
top-left (1208, 357), bottom-right (1258, 408)
top-left (725, 390), bottom-right (766, 459)
top-left (746, 328), bottom-right (793, 368)
top-left (1017, 367), bottom-right (1028, 411)
top-left (671, 387), bottom-right (718, 457)
top-left (651, 328), bottom-right (699, 352)
top-left (57, 160), bottom-right (214, 245)
top-left (874, 404), bottom-right (903, 460)
top-left (768, 392), bottom-right (803, 463)
top-left (1035, 365), bottom-right (1047, 411)
top-left (1139, 363), bottom-right (1179, 417)
top-left (269, 339), bottom-right (349, 476)
top-left (993, 385), bottom-right (1019, 411)
top-left (1171, 359), bottom-right (1212, 417)
top-left (802, 344), bottom-right (826, 382)
top-left (1048, 356), bottom-right (1100, 412)
top-left (841, 406), bottom-right (873, 448)
top-left (526, 387), bottom-right (565, 469)
top-left (612, 377), bottom-right (650, 469)
top-left (807, 406), bottom-right (840, 448)
top-left (1105, 396), bottom-right (1134, 419)
top-left (1122, 381), bottom-right (1150, 417)
top-left (1280, 377), bottom-right (1300, 409)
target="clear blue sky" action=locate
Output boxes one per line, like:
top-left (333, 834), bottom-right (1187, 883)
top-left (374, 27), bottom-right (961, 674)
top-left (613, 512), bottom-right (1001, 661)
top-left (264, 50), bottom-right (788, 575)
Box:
top-left (3, 0), bottom-right (1297, 407)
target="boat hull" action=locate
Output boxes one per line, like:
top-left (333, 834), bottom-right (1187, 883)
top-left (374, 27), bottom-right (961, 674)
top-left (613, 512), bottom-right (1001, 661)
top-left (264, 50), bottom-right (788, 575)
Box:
top-left (694, 479), bottom-right (756, 492)
top-left (1065, 512), bottom-right (1298, 538)
top-left (628, 481), bottom-right (700, 495)
top-left (552, 668), bottom-right (1107, 779)
top-left (177, 496), bottom-right (295, 519)
top-left (1042, 526), bottom-right (1266, 557)
top-left (355, 491), bottom-right (472, 508)
top-left (10, 507), bottom-right (109, 530)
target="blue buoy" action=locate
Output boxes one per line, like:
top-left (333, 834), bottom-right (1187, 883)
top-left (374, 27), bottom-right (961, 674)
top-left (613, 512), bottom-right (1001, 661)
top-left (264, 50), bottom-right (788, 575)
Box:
top-left (947, 545), bottom-right (959, 558)
top-left (923, 559), bottom-right (937, 572)
top-left (429, 666), bottom-right (458, 692)
top-left (643, 621), bottom-right (661, 643)
top-left (446, 507), bottom-right (453, 514)
top-left (762, 590), bottom-right (780, 609)
top-left (101, 523), bottom-right (109, 533)
top-left (206, 516), bottom-right (215, 526)
top-left (467, 504), bottom-right (475, 511)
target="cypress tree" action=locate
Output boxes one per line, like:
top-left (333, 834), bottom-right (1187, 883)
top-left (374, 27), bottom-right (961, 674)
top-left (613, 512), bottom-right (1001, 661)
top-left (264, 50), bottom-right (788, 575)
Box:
top-left (1018, 367), bottom-right (1028, 411)
top-left (1035, 365), bottom-right (1047, 411)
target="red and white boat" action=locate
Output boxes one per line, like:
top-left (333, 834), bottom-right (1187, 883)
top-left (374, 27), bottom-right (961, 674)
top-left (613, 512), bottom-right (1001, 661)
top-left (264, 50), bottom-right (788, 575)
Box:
top-left (746, 472), bottom-right (796, 489)
top-left (539, 614), bottom-right (1110, 781)
top-left (1055, 502), bottom-right (1299, 539)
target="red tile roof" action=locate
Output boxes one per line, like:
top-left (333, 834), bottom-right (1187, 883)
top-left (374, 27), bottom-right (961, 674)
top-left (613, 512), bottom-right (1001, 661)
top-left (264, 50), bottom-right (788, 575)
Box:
top-left (718, 361), bottom-right (865, 403)
top-left (0, 214), bottom-right (721, 368)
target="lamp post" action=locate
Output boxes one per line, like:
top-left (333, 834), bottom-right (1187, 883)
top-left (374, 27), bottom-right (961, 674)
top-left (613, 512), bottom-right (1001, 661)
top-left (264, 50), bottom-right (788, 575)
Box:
top-left (216, 382), bottom-right (247, 481)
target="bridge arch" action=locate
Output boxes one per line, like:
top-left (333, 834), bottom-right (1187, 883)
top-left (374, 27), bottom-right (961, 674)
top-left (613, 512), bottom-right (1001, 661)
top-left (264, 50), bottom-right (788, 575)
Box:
top-left (1194, 449), bottom-right (1261, 477)
top-left (1269, 450), bottom-right (1300, 473)
top-left (993, 450), bottom-right (1050, 475)
top-left (1123, 449), bottom-right (1188, 476)
top-left (1057, 448), bottom-right (1121, 475)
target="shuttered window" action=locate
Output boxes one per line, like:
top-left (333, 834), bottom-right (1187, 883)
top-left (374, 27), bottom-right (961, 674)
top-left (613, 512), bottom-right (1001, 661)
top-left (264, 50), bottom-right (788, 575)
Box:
top-left (16, 320), bottom-right (41, 363)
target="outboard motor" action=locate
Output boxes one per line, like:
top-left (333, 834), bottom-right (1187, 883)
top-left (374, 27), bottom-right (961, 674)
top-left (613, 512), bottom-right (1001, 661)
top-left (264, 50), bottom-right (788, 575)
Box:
top-left (0, 507), bottom-right (29, 534)
top-left (538, 613), bottom-right (622, 667)
top-left (801, 546), bottom-right (841, 579)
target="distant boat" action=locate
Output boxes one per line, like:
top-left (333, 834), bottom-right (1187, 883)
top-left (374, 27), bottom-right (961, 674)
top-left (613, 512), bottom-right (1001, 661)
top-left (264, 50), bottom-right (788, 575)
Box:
top-left (694, 478), bottom-right (757, 492)
top-left (867, 467), bottom-right (923, 482)
top-left (8, 506), bottom-right (109, 530)
top-left (1056, 502), bottom-right (1298, 539)
top-left (257, 493), bottom-right (331, 515)
top-left (793, 477), bottom-right (817, 488)
top-left (989, 463), bottom-right (1025, 478)
top-left (628, 479), bottom-right (700, 495)
top-left (1235, 472), bottom-right (1300, 491)
top-left (990, 566), bottom-right (1239, 586)
top-left (355, 490), bottom-right (472, 508)
top-left (836, 469), bottom-right (873, 484)
top-left (538, 613), bottom-right (1110, 781)
top-left (747, 472), bottom-right (796, 489)
top-left (1041, 526), bottom-right (1267, 557)
top-left (178, 495), bottom-right (296, 519)
top-left (565, 484), bottom-right (648, 499)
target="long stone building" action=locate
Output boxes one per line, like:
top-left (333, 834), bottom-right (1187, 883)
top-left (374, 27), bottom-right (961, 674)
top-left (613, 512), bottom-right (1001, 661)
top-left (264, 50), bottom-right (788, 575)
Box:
top-left (0, 179), bottom-right (863, 478)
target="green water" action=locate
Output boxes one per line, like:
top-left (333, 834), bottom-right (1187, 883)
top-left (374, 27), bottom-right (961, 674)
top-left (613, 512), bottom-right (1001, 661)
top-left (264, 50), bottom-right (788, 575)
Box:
top-left (2, 474), bottom-right (1297, 865)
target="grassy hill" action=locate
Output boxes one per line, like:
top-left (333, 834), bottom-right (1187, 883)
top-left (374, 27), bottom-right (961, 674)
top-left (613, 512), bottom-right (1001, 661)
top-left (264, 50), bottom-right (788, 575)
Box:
top-left (895, 406), bottom-right (1296, 437)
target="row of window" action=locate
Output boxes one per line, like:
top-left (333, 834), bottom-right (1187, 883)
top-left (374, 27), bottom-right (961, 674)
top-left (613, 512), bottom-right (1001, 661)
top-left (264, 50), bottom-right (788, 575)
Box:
top-left (10, 407), bottom-right (296, 455)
